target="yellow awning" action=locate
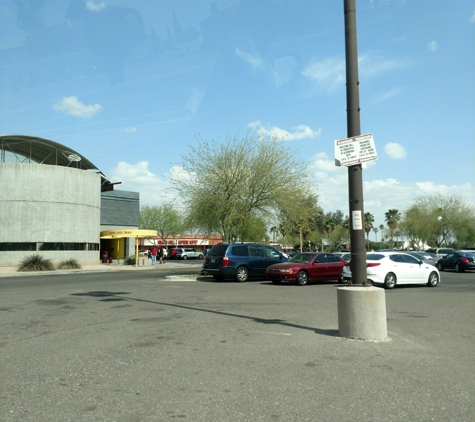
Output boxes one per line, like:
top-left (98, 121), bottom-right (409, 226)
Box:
top-left (100, 229), bottom-right (157, 239)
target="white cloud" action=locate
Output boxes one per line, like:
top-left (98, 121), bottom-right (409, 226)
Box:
top-left (53, 96), bottom-right (102, 119)
top-left (373, 87), bottom-right (402, 103)
top-left (427, 41), bottom-right (439, 52)
top-left (301, 58), bottom-right (345, 90)
top-left (109, 161), bottom-right (175, 206)
top-left (86, 1), bottom-right (106, 12)
top-left (302, 52), bottom-right (409, 91)
top-left (358, 52), bottom-right (409, 77)
top-left (247, 120), bottom-right (321, 141)
top-left (471, 10), bottom-right (475, 22)
top-left (384, 142), bottom-right (406, 159)
top-left (124, 127), bottom-right (137, 133)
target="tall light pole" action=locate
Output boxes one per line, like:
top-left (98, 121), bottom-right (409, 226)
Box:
top-left (344, 0), bottom-right (369, 286)
top-left (337, 0), bottom-right (387, 341)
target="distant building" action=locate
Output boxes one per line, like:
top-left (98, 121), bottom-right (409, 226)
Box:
top-left (0, 135), bottom-right (140, 266)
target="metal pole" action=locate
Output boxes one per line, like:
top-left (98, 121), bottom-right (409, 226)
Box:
top-left (344, 0), bottom-right (369, 286)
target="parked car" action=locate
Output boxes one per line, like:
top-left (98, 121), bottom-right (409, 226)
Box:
top-left (403, 251), bottom-right (437, 266)
top-left (175, 248), bottom-right (204, 260)
top-left (425, 251), bottom-right (441, 263)
top-left (425, 247), bottom-right (455, 258)
top-left (265, 252), bottom-right (347, 286)
top-left (332, 251), bottom-right (351, 263)
top-left (203, 243), bottom-right (287, 282)
top-left (342, 251), bottom-right (440, 289)
top-left (437, 251), bottom-right (475, 272)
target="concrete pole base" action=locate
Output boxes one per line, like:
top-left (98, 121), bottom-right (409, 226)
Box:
top-left (337, 286), bottom-right (387, 341)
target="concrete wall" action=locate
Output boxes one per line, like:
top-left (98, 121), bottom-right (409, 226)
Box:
top-left (0, 163), bottom-right (101, 266)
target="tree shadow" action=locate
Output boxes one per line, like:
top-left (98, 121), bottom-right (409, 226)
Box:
top-left (70, 291), bottom-right (340, 338)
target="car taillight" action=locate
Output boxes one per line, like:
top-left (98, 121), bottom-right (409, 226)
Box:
top-left (223, 256), bottom-right (229, 267)
top-left (344, 262), bottom-right (350, 266)
top-left (461, 258), bottom-right (469, 263)
top-left (367, 263), bottom-right (380, 267)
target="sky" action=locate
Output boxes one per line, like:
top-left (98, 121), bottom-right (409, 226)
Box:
top-left (1, 0), bottom-right (474, 239)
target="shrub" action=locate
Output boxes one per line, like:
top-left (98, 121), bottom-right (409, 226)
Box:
top-left (18, 254), bottom-right (55, 272)
top-left (123, 255), bottom-right (136, 265)
top-left (57, 259), bottom-right (81, 270)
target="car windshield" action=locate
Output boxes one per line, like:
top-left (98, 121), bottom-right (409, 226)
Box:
top-left (288, 253), bottom-right (316, 263)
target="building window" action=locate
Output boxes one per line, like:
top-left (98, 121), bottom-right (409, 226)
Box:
top-left (0, 243), bottom-right (99, 251)
top-left (0, 243), bottom-right (36, 251)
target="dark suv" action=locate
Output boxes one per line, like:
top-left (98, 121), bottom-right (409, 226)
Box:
top-left (203, 242), bottom-right (287, 282)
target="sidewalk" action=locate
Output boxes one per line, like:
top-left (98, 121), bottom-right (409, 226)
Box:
top-left (0, 259), bottom-right (204, 277)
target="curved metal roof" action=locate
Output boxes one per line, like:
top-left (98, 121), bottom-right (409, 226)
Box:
top-left (0, 134), bottom-right (103, 173)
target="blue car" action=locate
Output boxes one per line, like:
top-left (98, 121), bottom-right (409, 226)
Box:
top-left (203, 242), bottom-right (288, 282)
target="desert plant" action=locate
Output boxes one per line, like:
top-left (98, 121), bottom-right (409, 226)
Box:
top-left (57, 259), bottom-right (81, 270)
top-left (123, 255), bottom-right (136, 265)
top-left (17, 254), bottom-right (55, 272)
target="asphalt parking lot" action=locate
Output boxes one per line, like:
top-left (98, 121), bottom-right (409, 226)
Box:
top-left (1, 267), bottom-right (474, 422)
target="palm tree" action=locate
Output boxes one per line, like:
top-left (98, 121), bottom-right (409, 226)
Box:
top-left (364, 212), bottom-right (374, 250)
top-left (270, 226), bottom-right (278, 243)
top-left (385, 209), bottom-right (401, 248)
top-left (373, 226), bottom-right (379, 243)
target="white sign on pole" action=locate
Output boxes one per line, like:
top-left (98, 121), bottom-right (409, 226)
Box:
top-left (352, 210), bottom-right (363, 230)
top-left (334, 133), bottom-right (377, 167)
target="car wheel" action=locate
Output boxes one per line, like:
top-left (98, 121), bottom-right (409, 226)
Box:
top-left (198, 254), bottom-right (204, 259)
top-left (383, 272), bottom-right (397, 289)
top-left (338, 271), bottom-right (345, 284)
top-left (235, 266), bottom-right (249, 282)
top-left (427, 271), bottom-right (439, 287)
top-left (437, 262), bottom-right (444, 271)
top-left (183, 255), bottom-right (188, 260)
top-left (213, 275), bottom-right (225, 281)
top-left (455, 263), bottom-right (463, 273)
top-left (296, 271), bottom-right (308, 286)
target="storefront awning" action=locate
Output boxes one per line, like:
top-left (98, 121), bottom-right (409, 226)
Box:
top-left (100, 229), bottom-right (157, 239)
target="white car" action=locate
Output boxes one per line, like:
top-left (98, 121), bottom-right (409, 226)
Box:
top-left (342, 251), bottom-right (440, 289)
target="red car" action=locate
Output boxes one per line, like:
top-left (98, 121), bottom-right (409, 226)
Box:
top-left (265, 252), bottom-right (347, 286)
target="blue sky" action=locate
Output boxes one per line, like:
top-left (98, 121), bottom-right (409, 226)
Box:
top-left (1, 0), bottom-right (474, 238)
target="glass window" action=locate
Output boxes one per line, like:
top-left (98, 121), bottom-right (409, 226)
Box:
top-left (400, 254), bottom-right (419, 264)
top-left (315, 254), bottom-right (328, 263)
top-left (0, 242), bottom-right (36, 251)
top-left (249, 246), bottom-right (264, 257)
top-left (366, 254), bottom-right (384, 260)
top-left (264, 246), bottom-right (280, 259)
top-left (231, 245), bottom-right (249, 257)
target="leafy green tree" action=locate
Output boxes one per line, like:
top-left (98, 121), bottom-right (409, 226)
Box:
top-left (329, 224), bottom-right (348, 251)
top-left (402, 193), bottom-right (475, 248)
top-left (385, 209), bottom-right (401, 248)
top-left (139, 203), bottom-right (183, 245)
top-left (324, 218), bottom-right (335, 251)
top-left (171, 134), bottom-right (313, 242)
